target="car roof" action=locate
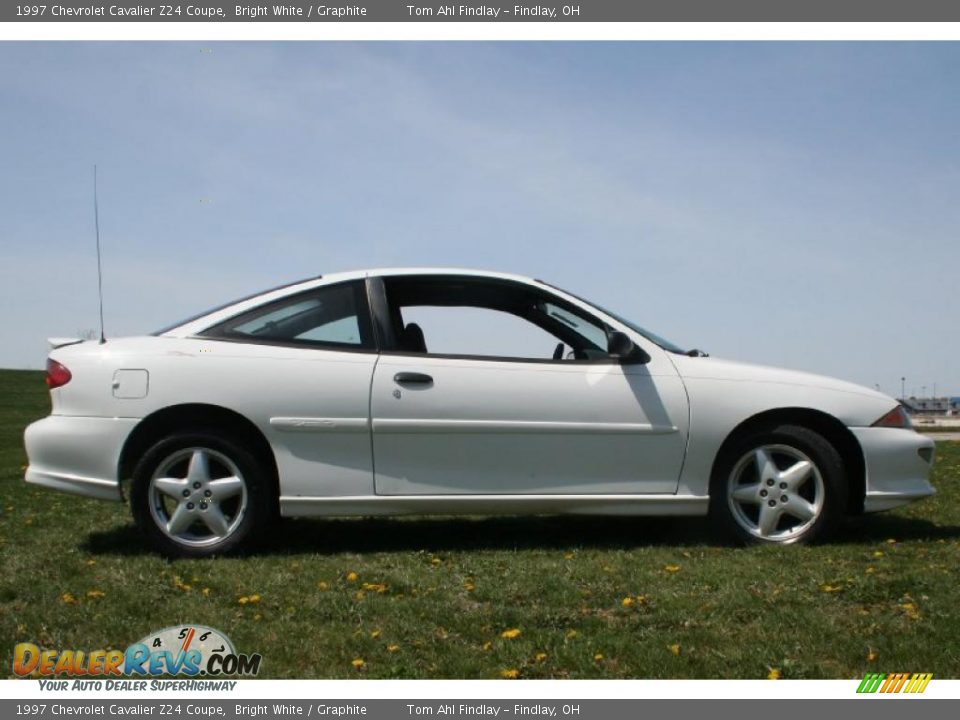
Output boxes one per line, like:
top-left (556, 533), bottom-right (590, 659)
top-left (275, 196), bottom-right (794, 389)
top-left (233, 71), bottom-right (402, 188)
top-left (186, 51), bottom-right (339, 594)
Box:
top-left (158, 268), bottom-right (544, 337)
top-left (337, 267), bottom-right (536, 283)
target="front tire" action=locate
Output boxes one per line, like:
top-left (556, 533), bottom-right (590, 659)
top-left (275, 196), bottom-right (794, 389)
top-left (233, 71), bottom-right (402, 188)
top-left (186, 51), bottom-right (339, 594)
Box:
top-left (710, 424), bottom-right (845, 545)
top-left (130, 431), bottom-right (269, 558)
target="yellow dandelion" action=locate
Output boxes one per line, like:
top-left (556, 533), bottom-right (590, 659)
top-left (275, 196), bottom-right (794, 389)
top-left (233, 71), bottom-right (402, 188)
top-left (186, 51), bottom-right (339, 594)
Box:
top-left (593, 653), bottom-right (604, 661)
top-left (668, 644), bottom-right (681, 656)
top-left (85, 559), bottom-right (97, 566)
top-left (867, 650), bottom-right (878, 663)
top-left (317, 581), bottom-right (328, 591)
top-left (482, 641), bottom-right (493, 651)
top-left (865, 566), bottom-right (876, 574)
top-left (248, 594), bottom-right (261, 604)
top-left (346, 571), bottom-right (359, 582)
top-left (253, 613), bottom-right (262, 621)
top-left (566, 630), bottom-right (578, 640)
top-left (899, 602), bottom-right (920, 619)
top-left (622, 597), bottom-right (634, 607)
top-left (464, 581), bottom-right (476, 592)
top-left (370, 630), bottom-right (381, 639)
top-left (238, 596), bottom-right (249, 605)
top-left (387, 645), bottom-right (400, 653)
top-left (430, 557), bottom-right (442, 565)
top-left (500, 669), bottom-right (520, 679)
top-left (873, 551), bottom-right (884, 557)
top-left (202, 587), bottom-right (211, 597)
top-left (636, 595), bottom-right (648, 605)
top-left (767, 668), bottom-right (781, 680)
top-left (819, 584), bottom-right (843, 594)
top-left (351, 658), bottom-right (365, 669)
top-left (355, 591), bottom-right (365, 601)
top-left (534, 652), bottom-right (548, 663)
top-left (60, 592), bottom-right (78, 605)
top-left (362, 582), bottom-right (388, 593)
top-left (86, 590), bottom-right (105, 600)
top-left (501, 628), bottom-right (521, 639)
top-left (564, 553), bottom-right (574, 560)
top-left (664, 565), bottom-right (681, 573)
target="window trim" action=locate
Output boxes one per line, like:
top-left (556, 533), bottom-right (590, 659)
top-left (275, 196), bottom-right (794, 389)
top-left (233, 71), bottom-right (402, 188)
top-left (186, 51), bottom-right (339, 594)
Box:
top-left (195, 279), bottom-right (379, 353)
top-left (369, 274), bottom-right (635, 365)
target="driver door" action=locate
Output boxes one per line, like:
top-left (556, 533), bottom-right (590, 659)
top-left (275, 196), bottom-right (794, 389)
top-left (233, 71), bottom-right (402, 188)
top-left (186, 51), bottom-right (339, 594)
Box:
top-left (369, 276), bottom-right (689, 495)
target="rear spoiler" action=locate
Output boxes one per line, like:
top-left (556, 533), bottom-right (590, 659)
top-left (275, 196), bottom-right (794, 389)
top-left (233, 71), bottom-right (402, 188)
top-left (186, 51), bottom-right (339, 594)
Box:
top-left (48, 337), bottom-right (85, 350)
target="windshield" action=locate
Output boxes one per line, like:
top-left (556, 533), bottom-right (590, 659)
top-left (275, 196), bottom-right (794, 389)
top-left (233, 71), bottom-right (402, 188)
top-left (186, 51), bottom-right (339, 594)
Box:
top-left (539, 281), bottom-right (687, 355)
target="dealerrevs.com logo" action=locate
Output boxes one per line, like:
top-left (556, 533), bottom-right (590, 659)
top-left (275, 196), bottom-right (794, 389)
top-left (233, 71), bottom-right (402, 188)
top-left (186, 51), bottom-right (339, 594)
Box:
top-left (14, 625), bottom-right (262, 679)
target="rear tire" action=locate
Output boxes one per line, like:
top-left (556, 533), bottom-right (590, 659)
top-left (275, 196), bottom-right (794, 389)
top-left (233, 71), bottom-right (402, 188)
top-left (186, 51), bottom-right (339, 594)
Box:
top-left (709, 424), bottom-right (844, 545)
top-left (130, 431), bottom-right (269, 558)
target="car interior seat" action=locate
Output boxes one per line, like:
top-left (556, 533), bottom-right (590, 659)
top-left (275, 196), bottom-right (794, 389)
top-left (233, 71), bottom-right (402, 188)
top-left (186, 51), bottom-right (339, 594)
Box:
top-left (399, 322), bottom-right (427, 353)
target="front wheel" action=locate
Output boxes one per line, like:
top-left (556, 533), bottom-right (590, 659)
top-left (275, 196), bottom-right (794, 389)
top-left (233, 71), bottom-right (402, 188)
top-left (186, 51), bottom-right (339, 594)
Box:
top-left (710, 424), bottom-right (845, 545)
top-left (130, 432), bottom-right (269, 557)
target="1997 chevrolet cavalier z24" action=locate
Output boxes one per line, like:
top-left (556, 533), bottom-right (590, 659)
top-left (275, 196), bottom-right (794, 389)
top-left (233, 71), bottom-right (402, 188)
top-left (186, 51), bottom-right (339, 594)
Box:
top-left (24, 268), bottom-right (935, 556)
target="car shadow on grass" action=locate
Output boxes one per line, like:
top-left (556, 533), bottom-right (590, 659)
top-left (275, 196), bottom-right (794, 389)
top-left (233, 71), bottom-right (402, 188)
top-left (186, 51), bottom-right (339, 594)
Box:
top-left (81, 512), bottom-right (960, 558)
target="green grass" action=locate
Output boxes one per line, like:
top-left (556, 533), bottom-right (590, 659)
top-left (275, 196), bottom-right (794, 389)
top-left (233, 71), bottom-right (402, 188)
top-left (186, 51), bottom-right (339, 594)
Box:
top-left (1, 368), bottom-right (958, 679)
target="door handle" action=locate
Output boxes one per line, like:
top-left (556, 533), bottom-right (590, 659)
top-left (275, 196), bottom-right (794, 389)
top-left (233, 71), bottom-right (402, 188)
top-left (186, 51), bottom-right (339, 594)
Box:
top-left (394, 372), bottom-right (433, 385)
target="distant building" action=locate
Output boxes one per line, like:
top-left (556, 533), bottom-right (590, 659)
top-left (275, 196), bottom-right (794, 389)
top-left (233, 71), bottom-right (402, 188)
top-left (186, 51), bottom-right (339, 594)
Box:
top-left (902, 397), bottom-right (960, 415)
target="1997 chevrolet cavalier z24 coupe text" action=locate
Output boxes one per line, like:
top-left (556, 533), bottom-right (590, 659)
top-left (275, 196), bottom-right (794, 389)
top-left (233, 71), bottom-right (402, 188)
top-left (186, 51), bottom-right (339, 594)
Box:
top-left (25, 268), bottom-right (935, 556)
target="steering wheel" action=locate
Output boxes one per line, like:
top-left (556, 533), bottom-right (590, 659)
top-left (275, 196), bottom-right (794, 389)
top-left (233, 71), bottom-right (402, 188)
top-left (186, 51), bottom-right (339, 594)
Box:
top-left (552, 342), bottom-right (565, 360)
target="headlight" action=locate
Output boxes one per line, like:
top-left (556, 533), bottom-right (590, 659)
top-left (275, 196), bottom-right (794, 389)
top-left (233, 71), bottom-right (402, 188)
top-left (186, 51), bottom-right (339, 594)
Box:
top-left (871, 405), bottom-right (913, 430)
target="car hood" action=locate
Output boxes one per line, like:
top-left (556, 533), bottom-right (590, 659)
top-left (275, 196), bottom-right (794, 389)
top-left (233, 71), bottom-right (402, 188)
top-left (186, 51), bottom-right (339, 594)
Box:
top-left (669, 354), bottom-right (893, 404)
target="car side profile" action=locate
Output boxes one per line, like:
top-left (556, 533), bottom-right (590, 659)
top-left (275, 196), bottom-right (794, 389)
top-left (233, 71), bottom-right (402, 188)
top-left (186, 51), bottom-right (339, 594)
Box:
top-left (24, 268), bottom-right (936, 556)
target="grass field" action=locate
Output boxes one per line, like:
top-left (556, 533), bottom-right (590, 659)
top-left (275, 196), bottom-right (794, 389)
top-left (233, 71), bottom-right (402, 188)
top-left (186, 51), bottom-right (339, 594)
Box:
top-left (1, 368), bottom-right (958, 679)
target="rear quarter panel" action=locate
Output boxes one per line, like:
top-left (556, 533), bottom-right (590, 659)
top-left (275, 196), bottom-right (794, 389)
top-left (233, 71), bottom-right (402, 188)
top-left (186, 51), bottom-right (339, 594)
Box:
top-left (52, 336), bottom-right (378, 497)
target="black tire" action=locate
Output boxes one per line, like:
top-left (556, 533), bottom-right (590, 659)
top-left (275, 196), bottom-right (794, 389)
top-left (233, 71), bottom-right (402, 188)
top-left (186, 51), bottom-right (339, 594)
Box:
top-left (130, 431), bottom-right (270, 558)
top-left (709, 424), bottom-right (845, 545)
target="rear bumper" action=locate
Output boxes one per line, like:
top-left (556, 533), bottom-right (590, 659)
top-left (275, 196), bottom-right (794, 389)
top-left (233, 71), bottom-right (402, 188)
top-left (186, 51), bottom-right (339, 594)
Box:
top-left (851, 427), bottom-right (936, 512)
top-left (24, 415), bottom-right (139, 502)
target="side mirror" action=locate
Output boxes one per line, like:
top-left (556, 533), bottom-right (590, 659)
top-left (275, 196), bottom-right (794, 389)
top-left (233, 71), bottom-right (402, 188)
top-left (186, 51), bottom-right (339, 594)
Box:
top-left (607, 331), bottom-right (650, 364)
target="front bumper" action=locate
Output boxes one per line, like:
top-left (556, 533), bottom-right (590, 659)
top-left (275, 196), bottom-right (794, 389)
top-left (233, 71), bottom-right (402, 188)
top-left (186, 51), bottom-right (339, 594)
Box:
top-left (24, 415), bottom-right (139, 502)
top-left (851, 427), bottom-right (936, 512)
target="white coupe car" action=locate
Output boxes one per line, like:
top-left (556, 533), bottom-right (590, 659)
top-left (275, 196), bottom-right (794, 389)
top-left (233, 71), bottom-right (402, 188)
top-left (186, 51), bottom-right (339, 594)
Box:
top-left (24, 268), bottom-right (935, 556)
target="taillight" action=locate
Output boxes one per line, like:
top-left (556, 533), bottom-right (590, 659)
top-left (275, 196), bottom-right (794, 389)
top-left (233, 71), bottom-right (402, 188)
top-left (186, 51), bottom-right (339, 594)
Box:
top-left (872, 405), bottom-right (912, 429)
top-left (45, 358), bottom-right (72, 389)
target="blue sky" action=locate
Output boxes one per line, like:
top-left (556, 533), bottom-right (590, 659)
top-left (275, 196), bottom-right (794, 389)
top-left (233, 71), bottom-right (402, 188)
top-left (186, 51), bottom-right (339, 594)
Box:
top-left (1, 42), bottom-right (957, 396)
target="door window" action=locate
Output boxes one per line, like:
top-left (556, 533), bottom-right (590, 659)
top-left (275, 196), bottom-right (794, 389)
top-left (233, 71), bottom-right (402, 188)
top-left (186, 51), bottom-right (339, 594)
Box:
top-left (384, 276), bottom-right (612, 362)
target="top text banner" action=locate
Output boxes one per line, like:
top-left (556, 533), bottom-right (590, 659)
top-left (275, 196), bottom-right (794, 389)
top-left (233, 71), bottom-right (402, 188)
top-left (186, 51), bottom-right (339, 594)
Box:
top-left (6, 0), bottom-right (960, 22)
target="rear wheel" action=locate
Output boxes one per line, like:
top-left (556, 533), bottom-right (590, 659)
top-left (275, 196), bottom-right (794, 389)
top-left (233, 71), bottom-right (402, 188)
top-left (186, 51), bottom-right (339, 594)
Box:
top-left (130, 432), bottom-right (269, 557)
top-left (710, 424), bottom-right (844, 545)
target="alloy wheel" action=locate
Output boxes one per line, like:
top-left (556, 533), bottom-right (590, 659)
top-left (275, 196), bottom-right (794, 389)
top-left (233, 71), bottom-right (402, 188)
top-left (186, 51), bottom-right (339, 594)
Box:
top-left (725, 444), bottom-right (825, 542)
top-left (147, 447), bottom-right (248, 547)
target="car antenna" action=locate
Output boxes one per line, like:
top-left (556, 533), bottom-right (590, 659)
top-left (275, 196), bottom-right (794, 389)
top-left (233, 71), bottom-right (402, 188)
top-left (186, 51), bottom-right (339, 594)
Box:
top-left (93, 164), bottom-right (106, 344)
